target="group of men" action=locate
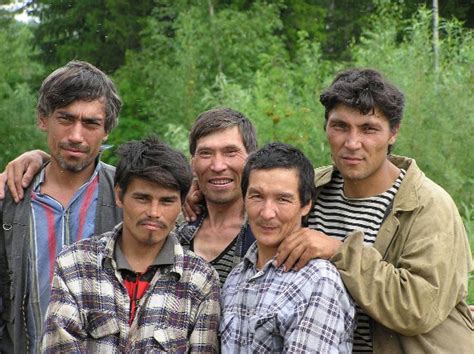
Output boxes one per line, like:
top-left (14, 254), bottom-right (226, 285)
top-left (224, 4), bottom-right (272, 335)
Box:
top-left (0, 60), bottom-right (472, 353)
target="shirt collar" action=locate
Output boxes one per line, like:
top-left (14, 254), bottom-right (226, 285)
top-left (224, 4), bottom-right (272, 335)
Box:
top-left (242, 242), bottom-right (282, 274)
top-left (33, 156), bottom-right (103, 192)
top-left (114, 232), bottom-right (177, 272)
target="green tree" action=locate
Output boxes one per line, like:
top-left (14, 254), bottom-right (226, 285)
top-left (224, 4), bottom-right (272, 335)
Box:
top-left (28, 0), bottom-right (155, 73)
top-left (0, 18), bottom-right (46, 169)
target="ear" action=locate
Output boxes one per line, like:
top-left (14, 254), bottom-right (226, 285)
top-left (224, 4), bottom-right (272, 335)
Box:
top-left (389, 124), bottom-right (400, 145)
top-left (190, 156), bottom-right (196, 173)
top-left (114, 185), bottom-right (124, 208)
top-left (38, 114), bottom-right (48, 132)
top-left (102, 134), bottom-right (109, 143)
top-left (301, 200), bottom-right (312, 218)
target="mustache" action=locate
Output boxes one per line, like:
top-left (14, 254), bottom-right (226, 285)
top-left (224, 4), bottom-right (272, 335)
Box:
top-left (59, 142), bottom-right (90, 153)
top-left (137, 218), bottom-right (167, 229)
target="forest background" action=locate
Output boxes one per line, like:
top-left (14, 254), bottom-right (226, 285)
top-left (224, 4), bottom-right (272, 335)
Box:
top-left (1, 0), bottom-right (473, 302)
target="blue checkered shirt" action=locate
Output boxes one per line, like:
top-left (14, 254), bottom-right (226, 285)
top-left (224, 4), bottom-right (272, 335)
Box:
top-left (220, 243), bottom-right (355, 353)
top-left (41, 223), bottom-right (221, 353)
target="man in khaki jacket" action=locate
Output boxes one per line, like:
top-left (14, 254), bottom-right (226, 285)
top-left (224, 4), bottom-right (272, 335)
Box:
top-left (275, 68), bottom-right (473, 353)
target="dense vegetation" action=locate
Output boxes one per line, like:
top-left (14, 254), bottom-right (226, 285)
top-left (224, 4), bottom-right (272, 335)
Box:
top-left (1, 1), bottom-right (472, 299)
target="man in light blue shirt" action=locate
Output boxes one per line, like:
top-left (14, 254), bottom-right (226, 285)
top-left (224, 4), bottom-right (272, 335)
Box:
top-left (220, 142), bottom-right (355, 353)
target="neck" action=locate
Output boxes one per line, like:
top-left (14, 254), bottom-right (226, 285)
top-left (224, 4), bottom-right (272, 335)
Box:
top-left (40, 160), bottom-right (97, 207)
top-left (343, 159), bottom-right (400, 198)
top-left (256, 244), bottom-right (278, 270)
top-left (118, 233), bottom-right (165, 273)
top-left (205, 198), bottom-right (245, 227)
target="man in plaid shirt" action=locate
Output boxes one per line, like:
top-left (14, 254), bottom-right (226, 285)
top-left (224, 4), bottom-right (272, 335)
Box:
top-left (220, 142), bottom-right (355, 353)
top-left (41, 137), bottom-right (221, 353)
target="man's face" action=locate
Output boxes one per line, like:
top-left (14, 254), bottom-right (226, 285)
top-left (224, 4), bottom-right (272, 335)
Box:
top-left (246, 168), bottom-right (311, 253)
top-left (326, 104), bottom-right (399, 190)
top-left (191, 126), bottom-right (248, 206)
top-left (38, 99), bottom-right (108, 173)
top-left (115, 178), bottom-right (181, 249)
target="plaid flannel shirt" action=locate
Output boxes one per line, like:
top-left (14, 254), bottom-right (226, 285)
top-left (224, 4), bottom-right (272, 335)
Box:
top-left (41, 223), bottom-right (221, 353)
top-left (220, 243), bottom-right (355, 353)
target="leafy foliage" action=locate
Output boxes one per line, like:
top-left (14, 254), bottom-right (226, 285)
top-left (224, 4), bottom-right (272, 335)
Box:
top-left (0, 19), bottom-right (46, 168)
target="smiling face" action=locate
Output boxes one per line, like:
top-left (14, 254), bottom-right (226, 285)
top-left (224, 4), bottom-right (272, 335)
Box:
top-left (115, 178), bottom-right (181, 251)
top-left (246, 168), bottom-right (311, 261)
top-left (326, 104), bottom-right (399, 197)
top-left (191, 126), bottom-right (248, 207)
top-left (38, 99), bottom-right (108, 174)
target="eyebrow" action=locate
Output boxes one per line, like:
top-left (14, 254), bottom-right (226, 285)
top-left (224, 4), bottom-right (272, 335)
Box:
top-left (56, 111), bottom-right (105, 122)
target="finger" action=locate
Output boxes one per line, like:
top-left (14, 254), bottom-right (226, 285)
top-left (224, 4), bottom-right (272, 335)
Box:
top-left (21, 164), bottom-right (37, 189)
top-left (294, 250), bottom-right (314, 271)
top-left (0, 172), bottom-right (6, 200)
top-left (6, 163), bottom-right (24, 203)
top-left (283, 243), bottom-right (307, 272)
top-left (275, 229), bottom-right (307, 267)
top-left (182, 200), bottom-right (196, 222)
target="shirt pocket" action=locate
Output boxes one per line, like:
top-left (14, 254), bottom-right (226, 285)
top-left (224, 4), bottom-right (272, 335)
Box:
top-left (250, 312), bottom-right (282, 352)
top-left (153, 326), bottom-right (189, 353)
top-left (86, 311), bottom-right (120, 339)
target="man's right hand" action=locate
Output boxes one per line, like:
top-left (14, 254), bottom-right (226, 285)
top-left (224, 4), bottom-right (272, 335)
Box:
top-left (0, 150), bottom-right (50, 202)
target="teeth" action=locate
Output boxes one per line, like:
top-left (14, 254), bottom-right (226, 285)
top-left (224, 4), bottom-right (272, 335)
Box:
top-left (210, 179), bottom-right (232, 185)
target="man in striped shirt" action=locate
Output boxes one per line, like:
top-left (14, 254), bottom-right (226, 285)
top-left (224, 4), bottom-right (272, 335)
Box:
top-left (41, 138), bottom-right (220, 353)
top-left (275, 68), bottom-right (473, 352)
top-left (0, 60), bottom-right (123, 353)
top-left (175, 108), bottom-right (257, 285)
top-left (221, 142), bottom-right (355, 352)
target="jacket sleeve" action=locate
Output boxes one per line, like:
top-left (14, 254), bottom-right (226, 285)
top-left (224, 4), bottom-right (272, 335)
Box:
top-left (330, 192), bottom-right (471, 336)
top-left (41, 263), bottom-right (88, 353)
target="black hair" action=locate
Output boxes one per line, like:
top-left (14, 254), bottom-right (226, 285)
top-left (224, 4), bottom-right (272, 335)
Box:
top-left (241, 142), bottom-right (315, 207)
top-left (114, 136), bottom-right (192, 203)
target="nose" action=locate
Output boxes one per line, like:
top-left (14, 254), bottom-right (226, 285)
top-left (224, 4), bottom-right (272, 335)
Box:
top-left (147, 201), bottom-right (161, 218)
top-left (68, 121), bottom-right (85, 143)
top-left (344, 130), bottom-right (361, 150)
top-left (260, 200), bottom-right (277, 220)
top-left (210, 153), bottom-right (227, 173)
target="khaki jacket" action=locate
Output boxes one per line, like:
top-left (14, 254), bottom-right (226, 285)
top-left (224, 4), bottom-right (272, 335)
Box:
top-left (316, 155), bottom-right (473, 353)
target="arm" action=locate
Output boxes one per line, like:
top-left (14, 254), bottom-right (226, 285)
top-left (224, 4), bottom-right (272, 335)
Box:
top-left (0, 150), bottom-right (49, 202)
top-left (284, 267), bottom-right (355, 353)
top-left (189, 275), bottom-right (221, 353)
top-left (275, 228), bottom-right (342, 271)
top-left (41, 264), bottom-right (87, 353)
top-left (331, 198), bottom-right (471, 335)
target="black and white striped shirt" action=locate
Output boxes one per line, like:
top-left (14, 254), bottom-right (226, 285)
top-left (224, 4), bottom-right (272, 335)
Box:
top-left (308, 169), bottom-right (406, 353)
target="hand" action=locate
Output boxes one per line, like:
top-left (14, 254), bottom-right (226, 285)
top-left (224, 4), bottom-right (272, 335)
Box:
top-left (182, 178), bottom-right (204, 222)
top-left (0, 150), bottom-right (49, 202)
top-left (275, 228), bottom-right (342, 271)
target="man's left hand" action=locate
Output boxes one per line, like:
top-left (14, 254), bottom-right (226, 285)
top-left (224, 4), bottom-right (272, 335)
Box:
top-left (275, 228), bottom-right (342, 271)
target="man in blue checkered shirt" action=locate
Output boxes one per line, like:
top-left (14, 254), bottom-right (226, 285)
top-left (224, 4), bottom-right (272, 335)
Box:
top-left (220, 142), bottom-right (355, 353)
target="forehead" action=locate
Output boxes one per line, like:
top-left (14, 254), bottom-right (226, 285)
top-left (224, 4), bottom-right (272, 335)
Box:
top-left (328, 104), bottom-right (389, 126)
top-left (249, 168), bottom-right (299, 192)
top-left (125, 177), bottom-right (180, 197)
top-left (52, 99), bottom-right (106, 118)
top-left (195, 126), bottom-right (245, 150)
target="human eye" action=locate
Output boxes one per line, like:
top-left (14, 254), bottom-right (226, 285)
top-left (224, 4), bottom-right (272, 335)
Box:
top-left (161, 197), bottom-right (178, 205)
top-left (224, 147), bottom-right (239, 157)
top-left (362, 125), bottom-right (378, 133)
top-left (83, 119), bottom-right (103, 129)
top-left (57, 115), bottom-right (74, 124)
top-left (134, 194), bottom-right (149, 203)
top-left (197, 149), bottom-right (212, 158)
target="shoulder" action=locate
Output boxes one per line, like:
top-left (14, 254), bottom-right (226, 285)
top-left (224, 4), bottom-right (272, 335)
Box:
top-left (177, 247), bottom-right (220, 292)
top-left (56, 231), bottom-right (112, 267)
top-left (298, 259), bottom-right (346, 289)
top-left (396, 156), bottom-right (459, 212)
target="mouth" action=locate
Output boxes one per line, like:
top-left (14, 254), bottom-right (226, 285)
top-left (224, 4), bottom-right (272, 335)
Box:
top-left (256, 223), bottom-right (279, 233)
top-left (341, 155), bottom-right (364, 165)
top-left (138, 220), bottom-right (166, 230)
top-left (208, 178), bottom-right (233, 186)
